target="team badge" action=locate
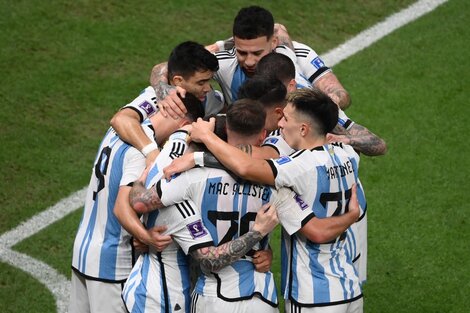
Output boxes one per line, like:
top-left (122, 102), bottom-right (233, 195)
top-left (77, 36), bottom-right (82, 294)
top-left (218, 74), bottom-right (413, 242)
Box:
top-left (311, 57), bottom-right (325, 69)
top-left (276, 156), bottom-right (291, 165)
top-left (138, 100), bottom-right (156, 115)
top-left (187, 220), bottom-right (208, 239)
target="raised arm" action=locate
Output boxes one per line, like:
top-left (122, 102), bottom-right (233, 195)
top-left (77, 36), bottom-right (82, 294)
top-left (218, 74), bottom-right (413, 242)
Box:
top-left (328, 123), bottom-right (387, 156)
top-left (190, 118), bottom-right (275, 185)
top-left (150, 61), bottom-right (187, 119)
top-left (110, 108), bottom-right (159, 167)
top-left (191, 203), bottom-right (278, 273)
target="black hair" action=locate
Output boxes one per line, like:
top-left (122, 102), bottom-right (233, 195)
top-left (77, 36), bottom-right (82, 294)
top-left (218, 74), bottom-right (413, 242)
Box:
top-left (256, 52), bottom-right (295, 83)
top-left (226, 99), bottom-right (266, 136)
top-left (237, 76), bottom-right (286, 109)
top-left (167, 41), bottom-right (219, 80)
top-left (181, 92), bottom-right (205, 122)
top-left (233, 6), bottom-right (274, 39)
top-left (287, 88), bottom-right (338, 135)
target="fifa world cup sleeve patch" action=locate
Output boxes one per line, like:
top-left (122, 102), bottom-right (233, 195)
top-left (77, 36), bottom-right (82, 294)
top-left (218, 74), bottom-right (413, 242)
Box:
top-left (294, 194), bottom-right (309, 211)
top-left (138, 100), bottom-right (156, 115)
top-left (187, 220), bottom-right (208, 239)
top-left (311, 57), bottom-right (326, 69)
top-left (276, 156), bottom-right (292, 165)
top-left (264, 137), bottom-right (279, 145)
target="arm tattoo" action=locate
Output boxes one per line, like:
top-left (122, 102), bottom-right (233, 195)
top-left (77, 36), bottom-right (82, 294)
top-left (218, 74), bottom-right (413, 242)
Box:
top-left (237, 144), bottom-right (253, 156)
top-left (332, 124), bottom-right (348, 135)
top-left (347, 124), bottom-right (387, 156)
top-left (316, 73), bottom-right (351, 108)
top-left (129, 181), bottom-right (164, 211)
top-left (154, 82), bottom-right (175, 101)
top-left (191, 230), bottom-right (263, 273)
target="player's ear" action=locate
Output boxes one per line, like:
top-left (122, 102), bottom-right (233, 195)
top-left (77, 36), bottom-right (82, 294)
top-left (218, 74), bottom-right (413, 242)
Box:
top-left (274, 107), bottom-right (284, 121)
top-left (287, 79), bottom-right (296, 92)
top-left (270, 35), bottom-right (278, 49)
top-left (172, 75), bottom-right (184, 86)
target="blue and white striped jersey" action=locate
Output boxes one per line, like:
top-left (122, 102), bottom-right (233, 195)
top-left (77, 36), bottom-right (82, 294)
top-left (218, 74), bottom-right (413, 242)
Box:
top-left (214, 44), bottom-right (314, 106)
top-left (122, 86), bottom-right (224, 121)
top-left (262, 129), bottom-right (295, 157)
top-left (292, 41), bottom-right (331, 84)
top-left (122, 132), bottom-right (214, 313)
top-left (267, 143), bottom-right (364, 306)
top-left (71, 126), bottom-right (149, 282)
top-left (156, 167), bottom-right (280, 306)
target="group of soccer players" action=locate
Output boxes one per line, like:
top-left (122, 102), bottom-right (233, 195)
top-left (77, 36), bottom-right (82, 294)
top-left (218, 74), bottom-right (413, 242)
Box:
top-left (69, 5), bottom-right (386, 313)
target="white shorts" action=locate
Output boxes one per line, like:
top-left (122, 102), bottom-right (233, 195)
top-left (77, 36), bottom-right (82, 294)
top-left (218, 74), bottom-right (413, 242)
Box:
top-left (285, 297), bottom-right (363, 313)
top-left (191, 291), bottom-right (279, 313)
top-left (68, 270), bottom-right (127, 313)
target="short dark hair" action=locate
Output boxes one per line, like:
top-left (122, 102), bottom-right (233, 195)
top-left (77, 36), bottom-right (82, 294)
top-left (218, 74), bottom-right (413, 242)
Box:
top-left (256, 52), bottom-right (295, 83)
top-left (168, 41), bottom-right (219, 80)
top-left (181, 92), bottom-right (205, 122)
top-left (237, 76), bottom-right (286, 109)
top-left (226, 99), bottom-right (266, 136)
top-left (233, 6), bottom-right (274, 40)
top-left (287, 88), bottom-right (338, 135)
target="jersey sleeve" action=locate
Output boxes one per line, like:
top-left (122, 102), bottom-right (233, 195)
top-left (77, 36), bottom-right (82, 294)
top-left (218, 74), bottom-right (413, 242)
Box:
top-left (145, 129), bottom-right (190, 187)
top-left (262, 129), bottom-right (295, 156)
top-left (121, 147), bottom-right (146, 186)
top-left (157, 200), bottom-right (214, 254)
top-left (203, 89), bottom-right (225, 117)
top-left (121, 86), bottom-right (158, 122)
top-left (272, 188), bottom-right (316, 235)
top-left (337, 108), bottom-right (354, 130)
top-left (292, 41), bottom-right (331, 84)
top-left (157, 169), bottom-right (203, 207)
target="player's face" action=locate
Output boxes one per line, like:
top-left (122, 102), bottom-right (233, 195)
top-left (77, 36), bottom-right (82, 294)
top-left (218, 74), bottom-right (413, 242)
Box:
top-left (179, 70), bottom-right (214, 101)
top-left (278, 103), bottom-right (302, 149)
top-left (234, 36), bottom-right (275, 76)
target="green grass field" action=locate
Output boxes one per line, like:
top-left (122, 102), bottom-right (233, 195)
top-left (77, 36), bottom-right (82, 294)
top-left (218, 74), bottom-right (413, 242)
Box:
top-left (1, 0), bottom-right (469, 312)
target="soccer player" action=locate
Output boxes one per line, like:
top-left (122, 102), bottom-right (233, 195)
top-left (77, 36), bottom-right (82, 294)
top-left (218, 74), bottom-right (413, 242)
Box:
top-left (187, 88), bottom-right (365, 312)
top-left (153, 5), bottom-right (350, 119)
top-left (109, 41), bottom-right (223, 167)
top-left (68, 92), bottom-right (205, 313)
top-left (129, 99), bottom-right (361, 313)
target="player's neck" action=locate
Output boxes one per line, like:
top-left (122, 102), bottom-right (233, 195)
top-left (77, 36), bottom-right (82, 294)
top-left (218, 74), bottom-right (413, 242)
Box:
top-left (301, 136), bottom-right (327, 150)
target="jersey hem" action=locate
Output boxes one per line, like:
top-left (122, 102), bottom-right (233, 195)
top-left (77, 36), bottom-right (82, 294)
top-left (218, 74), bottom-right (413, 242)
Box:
top-left (71, 266), bottom-right (127, 284)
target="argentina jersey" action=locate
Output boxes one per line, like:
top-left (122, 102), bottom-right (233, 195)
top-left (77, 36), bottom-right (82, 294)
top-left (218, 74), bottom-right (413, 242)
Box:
top-left (267, 144), bottom-right (363, 306)
top-left (262, 129), bottom-right (295, 156)
top-left (122, 129), bottom-right (214, 313)
top-left (214, 48), bottom-right (247, 106)
top-left (274, 45), bottom-right (312, 89)
top-left (71, 127), bottom-right (146, 282)
top-left (122, 86), bottom-right (158, 122)
top-left (293, 41), bottom-right (331, 84)
top-left (157, 167), bottom-right (279, 307)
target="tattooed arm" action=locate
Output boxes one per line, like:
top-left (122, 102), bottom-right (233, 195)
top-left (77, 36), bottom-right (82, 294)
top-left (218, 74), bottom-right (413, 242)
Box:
top-left (328, 123), bottom-right (387, 156)
top-left (314, 71), bottom-right (351, 109)
top-left (191, 203), bottom-right (278, 273)
top-left (150, 62), bottom-right (187, 119)
top-left (129, 181), bottom-right (164, 213)
top-left (274, 23), bottom-right (295, 50)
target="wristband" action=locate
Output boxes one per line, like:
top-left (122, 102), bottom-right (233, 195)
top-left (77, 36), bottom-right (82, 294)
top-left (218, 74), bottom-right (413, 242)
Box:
top-left (194, 152), bottom-right (204, 167)
top-left (141, 142), bottom-right (158, 157)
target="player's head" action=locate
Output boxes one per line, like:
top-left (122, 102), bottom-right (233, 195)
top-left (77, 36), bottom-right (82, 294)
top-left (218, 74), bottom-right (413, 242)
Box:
top-left (278, 88), bottom-right (338, 149)
top-left (237, 76), bottom-right (287, 132)
top-left (168, 41), bottom-right (219, 101)
top-left (232, 6), bottom-right (277, 76)
top-left (256, 52), bottom-right (297, 92)
top-left (226, 98), bottom-right (267, 147)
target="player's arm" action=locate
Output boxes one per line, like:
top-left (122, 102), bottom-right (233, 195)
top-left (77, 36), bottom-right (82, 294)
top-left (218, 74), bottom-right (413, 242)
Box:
top-left (150, 61), bottom-right (187, 119)
top-left (205, 37), bottom-right (235, 53)
top-left (328, 123), bottom-right (387, 156)
top-left (314, 72), bottom-right (351, 109)
top-left (129, 180), bottom-right (164, 213)
top-left (190, 118), bottom-right (275, 185)
top-left (110, 108), bottom-right (159, 167)
top-left (190, 203), bottom-right (278, 273)
top-left (274, 23), bottom-right (295, 51)
top-left (114, 185), bottom-right (172, 251)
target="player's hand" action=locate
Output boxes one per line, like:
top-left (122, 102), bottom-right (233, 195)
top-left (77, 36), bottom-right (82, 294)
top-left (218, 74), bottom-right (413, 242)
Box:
top-left (133, 237), bottom-right (149, 253)
top-left (252, 249), bottom-right (273, 273)
top-left (253, 203), bottom-right (279, 236)
top-left (158, 87), bottom-right (187, 119)
top-left (205, 43), bottom-right (220, 53)
top-left (326, 133), bottom-right (350, 145)
top-left (147, 225), bottom-right (173, 252)
top-left (348, 184), bottom-right (360, 222)
top-left (163, 153), bottom-right (196, 181)
top-left (190, 117), bottom-right (216, 143)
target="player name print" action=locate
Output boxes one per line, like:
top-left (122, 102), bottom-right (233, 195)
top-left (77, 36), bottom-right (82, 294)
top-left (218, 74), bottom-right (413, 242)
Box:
top-left (207, 181), bottom-right (271, 201)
